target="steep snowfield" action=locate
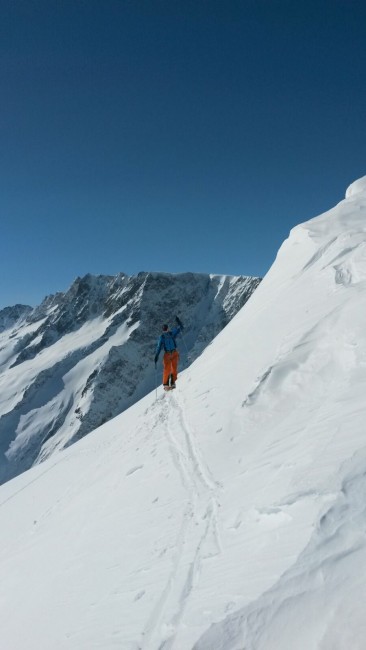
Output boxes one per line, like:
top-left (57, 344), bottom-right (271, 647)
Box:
top-left (1, 177), bottom-right (366, 649)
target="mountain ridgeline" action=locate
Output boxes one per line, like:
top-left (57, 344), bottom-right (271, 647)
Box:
top-left (0, 271), bottom-right (260, 483)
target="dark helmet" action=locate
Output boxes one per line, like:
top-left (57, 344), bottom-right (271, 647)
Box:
top-left (162, 324), bottom-right (169, 331)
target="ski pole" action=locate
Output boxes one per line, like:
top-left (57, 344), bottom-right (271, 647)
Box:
top-left (180, 329), bottom-right (189, 361)
top-left (155, 363), bottom-right (158, 400)
top-left (175, 315), bottom-right (189, 361)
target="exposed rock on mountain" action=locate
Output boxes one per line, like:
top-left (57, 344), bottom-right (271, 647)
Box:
top-left (0, 271), bottom-right (260, 483)
top-left (0, 304), bottom-right (32, 333)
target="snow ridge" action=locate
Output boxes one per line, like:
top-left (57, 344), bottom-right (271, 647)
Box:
top-left (1, 177), bottom-right (366, 649)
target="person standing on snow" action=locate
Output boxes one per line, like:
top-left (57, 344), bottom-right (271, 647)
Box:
top-left (154, 316), bottom-right (184, 390)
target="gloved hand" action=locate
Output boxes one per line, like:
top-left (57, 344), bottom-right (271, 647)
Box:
top-left (175, 315), bottom-right (184, 329)
top-left (154, 354), bottom-right (158, 365)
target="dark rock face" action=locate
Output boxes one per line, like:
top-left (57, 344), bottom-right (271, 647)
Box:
top-left (0, 271), bottom-right (260, 483)
top-left (0, 305), bottom-right (32, 333)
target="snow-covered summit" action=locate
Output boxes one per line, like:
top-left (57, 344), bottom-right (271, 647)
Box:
top-left (1, 177), bottom-right (366, 649)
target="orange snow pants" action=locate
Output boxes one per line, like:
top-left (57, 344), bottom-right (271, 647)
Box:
top-left (163, 350), bottom-right (179, 385)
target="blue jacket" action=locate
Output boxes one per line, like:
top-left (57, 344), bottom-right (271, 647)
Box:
top-left (155, 326), bottom-right (181, 359)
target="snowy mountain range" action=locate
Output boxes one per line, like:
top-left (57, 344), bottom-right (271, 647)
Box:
top-left (1, 175), bottom-right (366, 650)
top-left (0, 271), bottom-right (260, 484)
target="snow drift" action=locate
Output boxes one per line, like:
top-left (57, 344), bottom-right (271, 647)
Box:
top-left (0, 176), bottom-right (366, 649)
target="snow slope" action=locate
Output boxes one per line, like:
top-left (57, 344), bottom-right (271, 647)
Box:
top-left (1, 177), bottom-right (366, 649)
top-left (0, 271), bottom-right (259, 483)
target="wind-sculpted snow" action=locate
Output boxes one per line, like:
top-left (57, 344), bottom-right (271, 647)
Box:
top-left (1, 177), bottom-right (366, 649)
top-left (193, 176), bottom-right (366, 649)
top-left (345, 174), bottom-right (366, 198)
top-left (0, 271), bottom-right (259, 483)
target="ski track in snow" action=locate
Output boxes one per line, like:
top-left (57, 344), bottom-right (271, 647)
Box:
top-left (141, 391), bottom-right (222, 649)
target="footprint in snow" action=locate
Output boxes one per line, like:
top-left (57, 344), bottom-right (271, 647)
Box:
top-left (225, 601), bottom-right (236, 612)
top-left (126, 465), bottom-right (144, 476)
top-left (134, 590), bottom-right (146, 602)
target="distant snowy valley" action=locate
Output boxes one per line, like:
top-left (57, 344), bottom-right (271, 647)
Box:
top-left (1, 176), bottom-right (366, 650)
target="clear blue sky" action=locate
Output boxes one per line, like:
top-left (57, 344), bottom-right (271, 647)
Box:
top-left (1, 0), bottom-right (366, 309)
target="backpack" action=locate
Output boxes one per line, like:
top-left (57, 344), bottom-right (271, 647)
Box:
top-left (162, 332), bottom-right (176, 352)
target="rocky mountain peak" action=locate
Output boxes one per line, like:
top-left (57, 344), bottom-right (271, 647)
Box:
top-left (0, 271), bottom-right (260, 483)
top-left (0, 304), bottom-right (32, 333)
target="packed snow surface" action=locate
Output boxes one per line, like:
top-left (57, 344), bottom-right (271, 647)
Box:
top-left (1, 177), bottom-right (366, 649)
